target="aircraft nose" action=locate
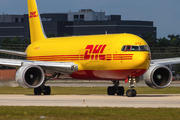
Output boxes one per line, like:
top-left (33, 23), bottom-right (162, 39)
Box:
top-left (133, 52), bottom-right (150, 69)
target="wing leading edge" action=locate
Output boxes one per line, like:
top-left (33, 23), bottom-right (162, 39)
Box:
top-left (0, 58), bottom-right (78, 74)
top-left (151, 57), bottom-right (180, 66)
top-left (0, 49), bottom-right (27, 57)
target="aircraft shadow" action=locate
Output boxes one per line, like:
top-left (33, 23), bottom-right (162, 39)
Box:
top-left (136, 94), bottom-right (179, 97)
top-left (24, 94), bottom-right (180, 97)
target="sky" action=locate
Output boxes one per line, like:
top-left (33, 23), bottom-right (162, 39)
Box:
top-left (0, 0), bottom-right (179, 38)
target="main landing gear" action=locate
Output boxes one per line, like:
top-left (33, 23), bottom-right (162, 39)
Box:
top-left (34, 84), bottom-right (51, 95)
top-left (34, 73), bottom-right (61, 95)
top-left (107, 77), bottom-right (139, 97)
top-left (107, 81), bottom-right (124, 96)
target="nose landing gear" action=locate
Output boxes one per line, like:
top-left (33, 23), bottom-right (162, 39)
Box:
top-left (126, 77), bottom-right (139, 97)
top-left (126, 89), bottom-right (136, 97)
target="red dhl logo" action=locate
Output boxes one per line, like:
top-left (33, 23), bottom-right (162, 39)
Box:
top-left (84, 45), bottom-right (107, 60)
top-left (27, 54), bottom-right (133, 61)
top-left (27, 44), bottom-right (133, 61)
top-left (29, 11), bottom-right (38, 18)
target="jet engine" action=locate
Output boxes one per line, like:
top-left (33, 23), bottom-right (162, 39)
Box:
top-left (144, 65), bottom-right (172, 89)
top-left (15, 65), bottom-right (45, 88)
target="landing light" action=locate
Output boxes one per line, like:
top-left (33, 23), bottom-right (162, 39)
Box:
top-left (71, 65), bottom-right (77, 70)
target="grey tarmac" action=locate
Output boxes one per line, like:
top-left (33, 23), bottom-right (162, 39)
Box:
top-left (0, 94), bottom-right (180, 108)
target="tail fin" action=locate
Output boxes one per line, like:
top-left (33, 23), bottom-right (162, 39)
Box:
top-left (27, 0), bottom-right (47, 43)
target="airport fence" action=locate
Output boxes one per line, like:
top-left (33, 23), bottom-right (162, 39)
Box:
top-left (151, 47), bottom-right (180, 59)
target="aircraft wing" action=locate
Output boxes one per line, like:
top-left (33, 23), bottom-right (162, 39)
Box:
top-left (151, 57), bottom-right (180, 66)
top-left (0, 58), bottom-right (78, 74)
top-left (0, 49), bottom-right (27, 57)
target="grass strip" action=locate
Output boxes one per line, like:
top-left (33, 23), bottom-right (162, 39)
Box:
top-left (0, 86), bottom-right (180, 95)
top-left (0, 106), bottom-right (180, 120)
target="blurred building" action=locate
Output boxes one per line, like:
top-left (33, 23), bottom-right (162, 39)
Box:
top-left (0, 9), bottom-right (156, 41)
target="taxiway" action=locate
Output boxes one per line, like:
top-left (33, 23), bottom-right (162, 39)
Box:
top-left (0, 94), bottom-right (180, 108)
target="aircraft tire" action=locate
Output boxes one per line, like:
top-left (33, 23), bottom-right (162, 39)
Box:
top-left (34, 86), bottom-right (42, 95)
top-left (117, 86), bottom-right (124, 96)
top-left (107, 86), bottom-right (116, 95)
top-left (43, 86), bottom-right (51, 95)
top-left (126, 89), bottom-right (136, 97)
top-left (132, 89), bottom-right (137, 97)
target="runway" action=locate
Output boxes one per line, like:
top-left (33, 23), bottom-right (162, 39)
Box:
top-left (1, 94), bottom-right (180, 108)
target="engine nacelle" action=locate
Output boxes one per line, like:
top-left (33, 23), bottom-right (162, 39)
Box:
top-left (144, 65), bottom-right (172, 89)
top-left (15, 65), bottom-right (45, 88)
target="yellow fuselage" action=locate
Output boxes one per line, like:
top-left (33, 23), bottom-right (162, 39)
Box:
top-left (25, 33), bottom-right (151, 80)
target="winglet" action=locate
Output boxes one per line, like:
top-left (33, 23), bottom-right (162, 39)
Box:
top-left (27, 0), bottom-right (47, 43)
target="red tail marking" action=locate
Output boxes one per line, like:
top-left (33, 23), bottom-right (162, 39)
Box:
top-left (29, 11), bottom-right (38, 18)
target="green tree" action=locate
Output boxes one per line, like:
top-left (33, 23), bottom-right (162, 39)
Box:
top-left (156, 37), bottom-right (170, 47)
top-left (11, 36), bottom-right (21, 44)
top-left (168, 34), bottom-right (180, 47)
top-left (0, 37), bottom-right (11, 50)
top-left (1, 37), bottom-right (11, 44)
top-left (141, 32), bottom-right (156, 47)
top-left (22, 38), bottom-right (31, 44)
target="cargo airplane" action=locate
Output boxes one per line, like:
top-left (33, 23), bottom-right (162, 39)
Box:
top-left (0, 0), bottom-right (179, 97)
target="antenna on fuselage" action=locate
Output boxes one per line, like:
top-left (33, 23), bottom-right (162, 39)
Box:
top-left (105, 31), bottom-right (108, 35)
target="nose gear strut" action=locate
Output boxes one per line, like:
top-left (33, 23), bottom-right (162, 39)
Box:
top-left (126, 77), bottom-right (139, 97)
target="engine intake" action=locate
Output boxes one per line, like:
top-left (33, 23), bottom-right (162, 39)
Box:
top-left (15, 65), bottom-right (44, 88)
top-left (144, 65), bottom-right (172, 89)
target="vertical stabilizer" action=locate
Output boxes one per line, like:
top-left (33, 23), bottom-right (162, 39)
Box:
top-left (27, 0), bottom-right (47, 43)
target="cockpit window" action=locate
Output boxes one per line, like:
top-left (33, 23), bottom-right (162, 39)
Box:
top-left (121, 45), bottom-right (150, 52)
top-left (139, 45), bottom-right (149, 51)
top-left (121, 46), bottom-right (126, 51)
top-left (126, 45), bottom-right (131, 51)
top-left (131, 46), bottom-right (139, 51)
